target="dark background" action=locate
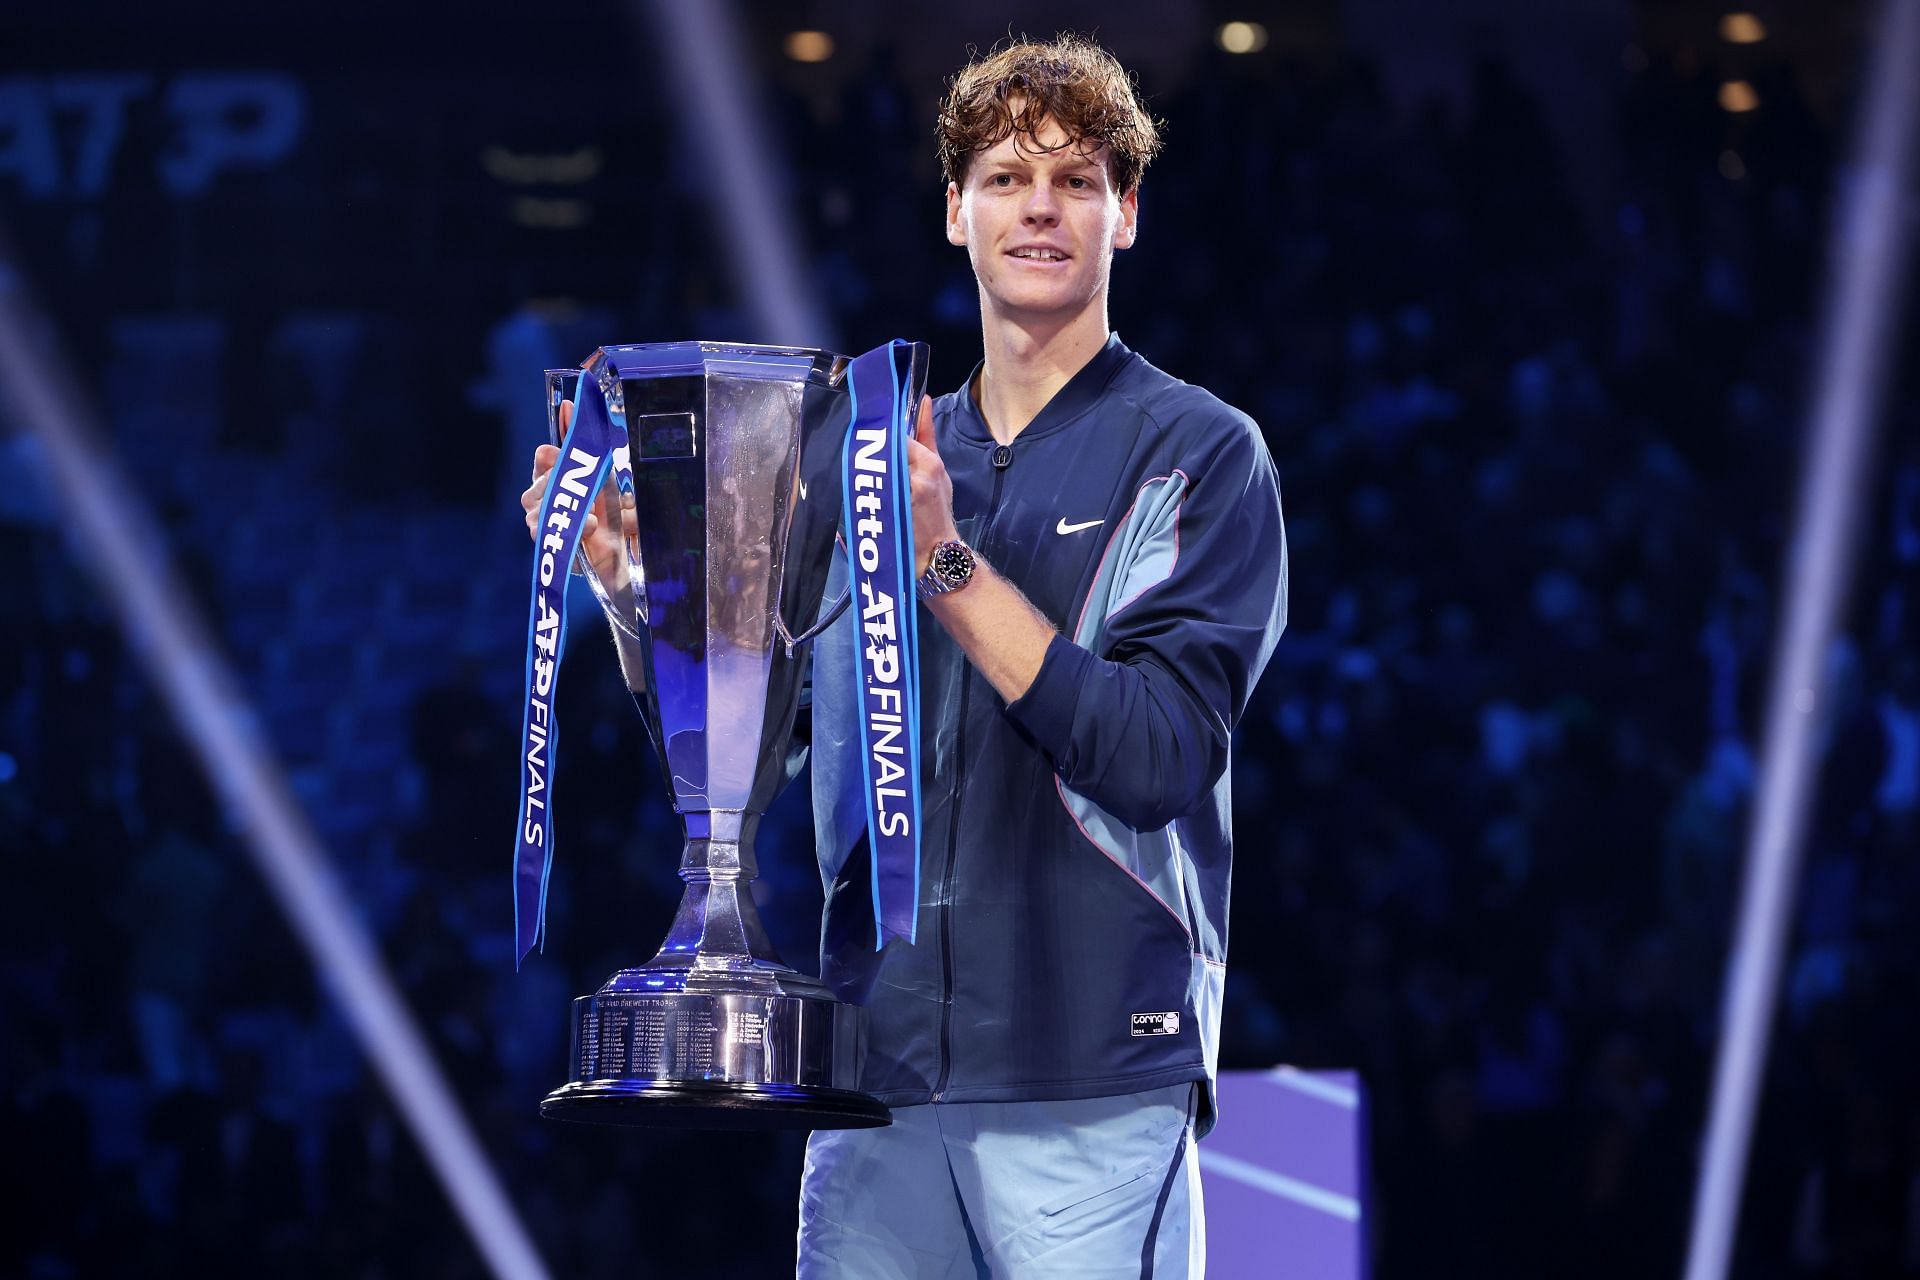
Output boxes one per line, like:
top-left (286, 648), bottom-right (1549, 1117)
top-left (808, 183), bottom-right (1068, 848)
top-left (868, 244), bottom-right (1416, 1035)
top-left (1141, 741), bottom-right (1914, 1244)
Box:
top-left (3, 0), bottom-right (1917, 1275)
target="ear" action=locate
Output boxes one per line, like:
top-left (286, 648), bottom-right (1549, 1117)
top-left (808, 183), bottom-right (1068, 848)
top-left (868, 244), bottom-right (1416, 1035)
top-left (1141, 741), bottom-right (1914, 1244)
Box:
top-left (1113, 186), bottom-right (1139, 251)
top-left (946, 181), bottom-right (967, 246)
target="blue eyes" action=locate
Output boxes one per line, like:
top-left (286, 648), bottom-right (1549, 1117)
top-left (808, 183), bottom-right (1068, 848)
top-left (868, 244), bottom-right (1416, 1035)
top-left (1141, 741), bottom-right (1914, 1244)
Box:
top-left (988, 174), bottom-right (1094, 190)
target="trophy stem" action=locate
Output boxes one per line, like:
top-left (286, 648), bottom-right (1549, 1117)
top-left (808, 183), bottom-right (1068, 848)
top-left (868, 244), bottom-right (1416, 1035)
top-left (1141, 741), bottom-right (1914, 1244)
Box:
top-left (646, 825), bottom-right (792, 978)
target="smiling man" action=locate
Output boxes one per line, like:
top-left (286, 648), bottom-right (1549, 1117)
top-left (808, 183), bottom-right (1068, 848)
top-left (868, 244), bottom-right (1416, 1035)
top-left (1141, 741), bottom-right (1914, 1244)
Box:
top-left (794, 35), bottom-right (1290, 1279)
top-left (523, 32), bottom-right (1289, 1278)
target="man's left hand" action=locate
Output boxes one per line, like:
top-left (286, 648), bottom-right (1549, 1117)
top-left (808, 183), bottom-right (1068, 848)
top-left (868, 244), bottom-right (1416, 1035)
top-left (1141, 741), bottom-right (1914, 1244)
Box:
top-left (906, 394), bottom-right (960, 575)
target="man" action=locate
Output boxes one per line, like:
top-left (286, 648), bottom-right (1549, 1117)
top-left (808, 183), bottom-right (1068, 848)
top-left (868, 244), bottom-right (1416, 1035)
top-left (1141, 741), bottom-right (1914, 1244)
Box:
top-left (525, 35), bottom-right (1286, 1278)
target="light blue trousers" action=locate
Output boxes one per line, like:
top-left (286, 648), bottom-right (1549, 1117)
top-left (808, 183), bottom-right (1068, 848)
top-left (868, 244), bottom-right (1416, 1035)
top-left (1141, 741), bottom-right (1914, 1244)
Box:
top-left (797, 1082), bottom-right (1204, 1278)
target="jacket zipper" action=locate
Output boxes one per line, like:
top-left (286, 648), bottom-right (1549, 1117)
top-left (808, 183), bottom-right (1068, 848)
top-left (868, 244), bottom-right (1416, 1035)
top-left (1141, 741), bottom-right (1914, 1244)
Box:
top-left (931, 441), bottom-right (1013, 1101)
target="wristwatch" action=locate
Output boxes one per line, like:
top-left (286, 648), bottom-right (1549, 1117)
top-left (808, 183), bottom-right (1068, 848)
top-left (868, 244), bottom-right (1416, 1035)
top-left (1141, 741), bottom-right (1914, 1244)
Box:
top-left (916, 539), bottom-right (977, 597)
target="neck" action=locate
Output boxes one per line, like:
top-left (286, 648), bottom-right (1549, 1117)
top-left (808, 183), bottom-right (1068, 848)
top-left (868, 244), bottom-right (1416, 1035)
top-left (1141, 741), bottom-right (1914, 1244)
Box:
top-left (974, 295), bottom-right (1110, 445)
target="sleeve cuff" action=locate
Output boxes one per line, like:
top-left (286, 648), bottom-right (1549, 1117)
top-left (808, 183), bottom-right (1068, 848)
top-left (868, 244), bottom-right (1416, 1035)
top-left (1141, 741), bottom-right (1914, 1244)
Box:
top-left (1004, 633), bottom-right (1093, 765)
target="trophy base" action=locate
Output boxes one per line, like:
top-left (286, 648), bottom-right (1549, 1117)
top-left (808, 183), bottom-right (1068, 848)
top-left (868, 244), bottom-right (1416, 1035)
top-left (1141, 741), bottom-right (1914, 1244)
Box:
top-left (540, 1078), bottom-right (891, 1130)
top-left (544, 971), bottom-right (891, 1131)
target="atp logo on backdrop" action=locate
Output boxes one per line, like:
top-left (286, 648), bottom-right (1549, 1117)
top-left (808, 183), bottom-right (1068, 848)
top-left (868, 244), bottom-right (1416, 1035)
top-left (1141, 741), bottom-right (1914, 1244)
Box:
top-left (0, 73), bottom-right (307, 199)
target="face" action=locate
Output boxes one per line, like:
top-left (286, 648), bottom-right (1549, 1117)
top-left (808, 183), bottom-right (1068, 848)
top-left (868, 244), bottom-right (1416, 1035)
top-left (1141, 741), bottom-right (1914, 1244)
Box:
top-left (946, 114), bottom-right (1138, 323)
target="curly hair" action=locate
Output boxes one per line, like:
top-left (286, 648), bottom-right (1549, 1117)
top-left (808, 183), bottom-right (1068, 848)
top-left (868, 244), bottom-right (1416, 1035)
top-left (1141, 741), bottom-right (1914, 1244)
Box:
top-left (936, 35), bottom-right (1163, 195)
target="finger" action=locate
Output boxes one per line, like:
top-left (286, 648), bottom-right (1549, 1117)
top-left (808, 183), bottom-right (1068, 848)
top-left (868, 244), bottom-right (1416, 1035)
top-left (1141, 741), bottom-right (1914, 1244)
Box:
top-left (914, 395), bottom-right (935, 451)
top-left (559, 398), bottom-right (575, 433)
top-left (580, 470), bottom-right (613, 520)
top-left (905, 437), bottom-right (943, 473)
top-left (531, 443), bottom-right (559, 479)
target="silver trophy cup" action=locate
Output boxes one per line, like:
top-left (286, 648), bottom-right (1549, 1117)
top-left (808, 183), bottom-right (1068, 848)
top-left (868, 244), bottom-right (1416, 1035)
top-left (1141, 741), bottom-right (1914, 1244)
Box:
top-left (539, 342), bottom-right (891, 1130)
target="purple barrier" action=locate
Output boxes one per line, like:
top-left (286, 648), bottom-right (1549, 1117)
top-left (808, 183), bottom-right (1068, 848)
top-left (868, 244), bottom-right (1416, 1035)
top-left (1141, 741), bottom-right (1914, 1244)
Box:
top-left (1201, 1068), bottom-right (1368, 1279)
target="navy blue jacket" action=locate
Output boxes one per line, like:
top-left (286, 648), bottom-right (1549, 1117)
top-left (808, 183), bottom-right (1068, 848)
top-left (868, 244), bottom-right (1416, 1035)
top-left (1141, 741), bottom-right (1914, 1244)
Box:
top-left (811, 335), bottom-right (1288, 1133)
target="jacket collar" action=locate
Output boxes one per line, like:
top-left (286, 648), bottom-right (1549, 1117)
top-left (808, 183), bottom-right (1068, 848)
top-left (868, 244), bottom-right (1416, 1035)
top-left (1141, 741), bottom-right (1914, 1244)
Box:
top-left (951, 333), bottom-right (1135, 447)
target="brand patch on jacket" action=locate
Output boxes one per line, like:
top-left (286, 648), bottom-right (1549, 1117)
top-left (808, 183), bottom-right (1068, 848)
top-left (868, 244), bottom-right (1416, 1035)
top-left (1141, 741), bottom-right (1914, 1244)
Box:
top-left (1130, 1012), bottom-right (1181, 1037)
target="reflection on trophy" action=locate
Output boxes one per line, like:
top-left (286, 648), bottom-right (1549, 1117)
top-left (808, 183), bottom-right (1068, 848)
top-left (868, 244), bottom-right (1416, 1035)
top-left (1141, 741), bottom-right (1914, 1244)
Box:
top-left (537, 342), bottom-right (894, 1130)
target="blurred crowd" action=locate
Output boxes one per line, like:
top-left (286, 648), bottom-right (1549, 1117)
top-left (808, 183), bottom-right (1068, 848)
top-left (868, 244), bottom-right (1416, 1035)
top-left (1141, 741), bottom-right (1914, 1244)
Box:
top-left (4, 27), bottom-right (1919, 1280)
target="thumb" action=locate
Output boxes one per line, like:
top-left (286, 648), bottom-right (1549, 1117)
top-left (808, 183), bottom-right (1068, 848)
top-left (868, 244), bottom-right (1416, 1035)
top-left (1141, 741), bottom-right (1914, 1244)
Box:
top-left (914, 395), bottom-right (936, 452)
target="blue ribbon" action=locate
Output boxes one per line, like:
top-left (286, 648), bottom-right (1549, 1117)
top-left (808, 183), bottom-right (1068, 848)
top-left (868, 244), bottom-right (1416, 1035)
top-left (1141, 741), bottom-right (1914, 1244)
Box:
top-left (514, 358), bottom-right (622, 966)
top-left (841, 340), bottom-right (924, 947)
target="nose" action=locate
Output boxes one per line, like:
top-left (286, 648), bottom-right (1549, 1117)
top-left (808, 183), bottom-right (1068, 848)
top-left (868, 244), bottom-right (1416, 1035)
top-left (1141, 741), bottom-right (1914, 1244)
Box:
top-left (1021, 181), bottom-right (1060, 227)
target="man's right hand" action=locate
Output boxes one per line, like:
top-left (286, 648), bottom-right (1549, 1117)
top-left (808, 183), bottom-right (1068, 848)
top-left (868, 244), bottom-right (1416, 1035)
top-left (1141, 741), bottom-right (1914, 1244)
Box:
top-left (521, 398), bottom-right (632, 596)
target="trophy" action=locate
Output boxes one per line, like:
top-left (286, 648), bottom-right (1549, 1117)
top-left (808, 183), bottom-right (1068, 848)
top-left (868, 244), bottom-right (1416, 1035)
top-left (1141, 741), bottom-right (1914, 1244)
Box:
top-left (526, 341), bottom-right (923, 1130)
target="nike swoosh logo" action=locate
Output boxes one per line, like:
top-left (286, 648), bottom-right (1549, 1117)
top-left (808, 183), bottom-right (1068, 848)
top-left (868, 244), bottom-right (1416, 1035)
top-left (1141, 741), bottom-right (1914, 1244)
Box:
top-left (1056, 518), bottom-right (1105, 535)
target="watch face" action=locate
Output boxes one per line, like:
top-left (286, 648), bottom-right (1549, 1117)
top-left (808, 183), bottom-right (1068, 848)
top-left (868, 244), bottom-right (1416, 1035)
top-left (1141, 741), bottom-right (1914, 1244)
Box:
top-left (933, 541), bottom-right (974, 588)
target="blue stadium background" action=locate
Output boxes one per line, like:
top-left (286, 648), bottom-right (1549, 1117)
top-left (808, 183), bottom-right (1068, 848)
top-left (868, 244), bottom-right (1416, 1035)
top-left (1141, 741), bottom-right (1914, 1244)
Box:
top-left (3, 1), bottom-right (1917, 1276)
